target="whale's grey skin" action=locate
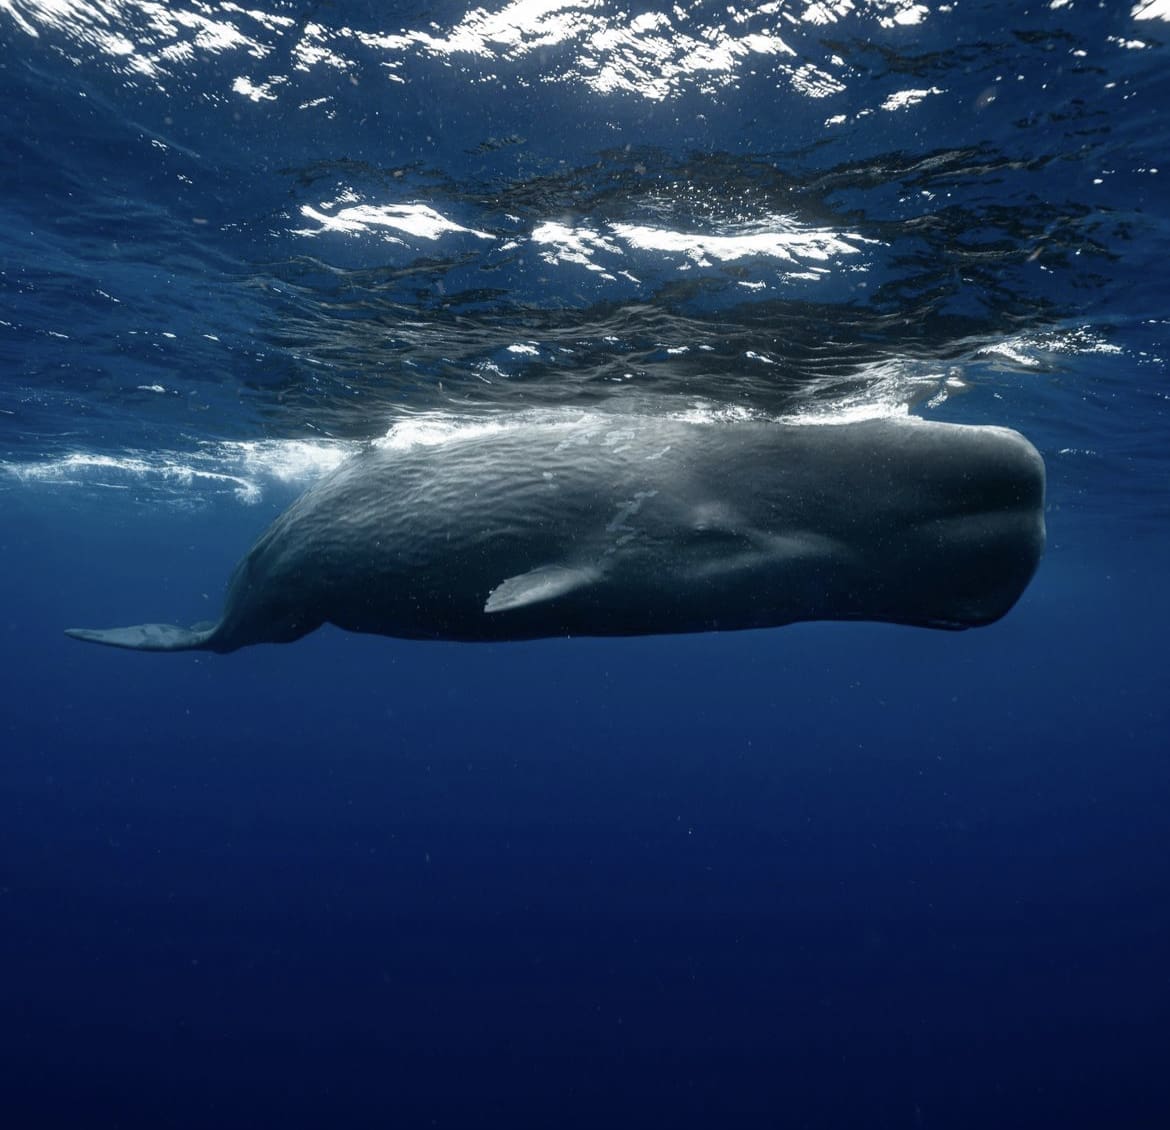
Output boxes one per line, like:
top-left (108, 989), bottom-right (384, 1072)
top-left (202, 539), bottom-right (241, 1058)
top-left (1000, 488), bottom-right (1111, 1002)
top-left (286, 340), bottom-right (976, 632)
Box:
top-left (65, 412), bottom-right (1046, 652)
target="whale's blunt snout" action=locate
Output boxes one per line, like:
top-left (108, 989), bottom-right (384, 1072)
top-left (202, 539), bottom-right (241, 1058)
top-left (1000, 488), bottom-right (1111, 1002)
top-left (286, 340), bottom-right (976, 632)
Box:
top-left (928, 424), bottom-right (1046, 530)
top-left (997, 426), bottom-right (1046, 512)
top-left (987, 426), bottom-right (1047, 561)
top-left (925, 426), bottom-right (1046, 628)
top-left (935, 424), bottom-right (1046, 513)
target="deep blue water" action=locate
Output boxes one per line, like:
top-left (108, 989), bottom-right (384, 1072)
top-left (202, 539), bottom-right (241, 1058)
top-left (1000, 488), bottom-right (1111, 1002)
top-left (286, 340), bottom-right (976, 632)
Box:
top-left (3, 1), bottom-right (1170, 1126)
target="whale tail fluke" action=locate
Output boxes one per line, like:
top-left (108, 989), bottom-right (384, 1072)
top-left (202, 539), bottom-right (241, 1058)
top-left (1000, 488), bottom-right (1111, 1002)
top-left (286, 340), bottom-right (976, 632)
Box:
top-left (65, 622), bottom-right (217, 652)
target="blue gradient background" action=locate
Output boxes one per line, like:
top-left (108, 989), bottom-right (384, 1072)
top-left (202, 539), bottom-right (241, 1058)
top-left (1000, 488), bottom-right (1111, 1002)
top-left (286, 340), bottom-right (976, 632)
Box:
top-left (3, 1), bottom-right (1170, 1126)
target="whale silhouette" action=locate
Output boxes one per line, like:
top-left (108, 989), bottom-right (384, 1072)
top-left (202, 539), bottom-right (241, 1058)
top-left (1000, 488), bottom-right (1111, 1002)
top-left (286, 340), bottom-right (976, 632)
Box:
top-left (65, 411), bottom-right (1045, 652)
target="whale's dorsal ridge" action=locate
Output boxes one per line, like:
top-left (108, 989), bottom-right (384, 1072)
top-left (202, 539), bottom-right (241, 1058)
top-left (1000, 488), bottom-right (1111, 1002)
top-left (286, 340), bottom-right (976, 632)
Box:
top-left (484, 564), bottom-right (599, 614)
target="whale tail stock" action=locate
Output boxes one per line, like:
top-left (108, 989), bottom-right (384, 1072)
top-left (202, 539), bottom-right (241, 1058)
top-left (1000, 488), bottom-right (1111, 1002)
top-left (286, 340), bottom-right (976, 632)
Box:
top-left (64, 622), bottom-right (217, 652)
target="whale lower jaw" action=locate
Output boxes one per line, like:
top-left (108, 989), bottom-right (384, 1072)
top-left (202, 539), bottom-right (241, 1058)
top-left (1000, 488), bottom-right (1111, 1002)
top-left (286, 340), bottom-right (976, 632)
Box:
top-left (64, 623), bottom-right (216, 651)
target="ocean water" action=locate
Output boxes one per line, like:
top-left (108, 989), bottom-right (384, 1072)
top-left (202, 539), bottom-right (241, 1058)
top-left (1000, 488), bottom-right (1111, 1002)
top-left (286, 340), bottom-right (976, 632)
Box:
top-left (2, 0), bottom-right (1169, 1126)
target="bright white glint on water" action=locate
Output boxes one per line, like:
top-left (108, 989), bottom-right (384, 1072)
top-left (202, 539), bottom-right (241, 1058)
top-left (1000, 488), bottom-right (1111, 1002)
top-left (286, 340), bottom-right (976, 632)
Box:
top-left (232, 75), bottom-right (281, 102)
top-left (881, 86), bottom-right (944, 111)
top-left (612, 222), bottom-right (870, 266)
top-left (881, 2), bottom-right (929, 27)
top-left (531, 222), bottom-right (621, 269)
top-left (0, 0), bottom-right (279, 81)
top-left (295, 203), bottom-right (494, 242)
top-left (529, 217), bottom-right (870, 274)
top-left (0, 0), bottom-right (963, 106)
top-left (1132, 1), bottom-right (1170, 22)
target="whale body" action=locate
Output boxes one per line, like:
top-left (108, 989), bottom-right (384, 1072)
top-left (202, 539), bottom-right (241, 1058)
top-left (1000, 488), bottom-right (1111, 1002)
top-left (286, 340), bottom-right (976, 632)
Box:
top-left (65, 412), bottom-right (1046, 653)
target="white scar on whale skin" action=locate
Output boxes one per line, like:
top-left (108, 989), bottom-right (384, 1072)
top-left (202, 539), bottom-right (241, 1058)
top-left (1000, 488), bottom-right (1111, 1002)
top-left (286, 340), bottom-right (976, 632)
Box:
top-left (65, 411), bottom-right (1046, 653)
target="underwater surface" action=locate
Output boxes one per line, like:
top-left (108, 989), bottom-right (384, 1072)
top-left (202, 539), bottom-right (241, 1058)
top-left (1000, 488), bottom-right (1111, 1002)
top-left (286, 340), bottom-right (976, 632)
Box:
top-left (2, 0), bottom-right (1169, 1125)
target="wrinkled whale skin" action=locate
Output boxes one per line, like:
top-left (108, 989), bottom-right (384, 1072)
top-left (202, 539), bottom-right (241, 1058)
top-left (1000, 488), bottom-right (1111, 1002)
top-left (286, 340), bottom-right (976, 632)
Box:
top-left (65, 413), bottom-right (1046, 652)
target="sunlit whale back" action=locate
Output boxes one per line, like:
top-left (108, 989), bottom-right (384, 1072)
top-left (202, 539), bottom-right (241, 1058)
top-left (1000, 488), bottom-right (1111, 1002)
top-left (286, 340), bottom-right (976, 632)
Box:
top-left (65, 412), bottom-right (1045, 652)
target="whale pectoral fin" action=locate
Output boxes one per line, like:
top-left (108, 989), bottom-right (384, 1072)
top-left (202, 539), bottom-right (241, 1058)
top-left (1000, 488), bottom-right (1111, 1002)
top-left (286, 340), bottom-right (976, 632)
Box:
top-left (64, 622), bottom-right (216, 652)
top-left (484, 565), bottom-right (599, 614)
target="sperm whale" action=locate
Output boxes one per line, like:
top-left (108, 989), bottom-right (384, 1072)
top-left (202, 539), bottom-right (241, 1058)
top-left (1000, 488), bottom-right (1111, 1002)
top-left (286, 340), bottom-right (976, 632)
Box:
top-left (65, 411), bottom-right (1046, 652)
